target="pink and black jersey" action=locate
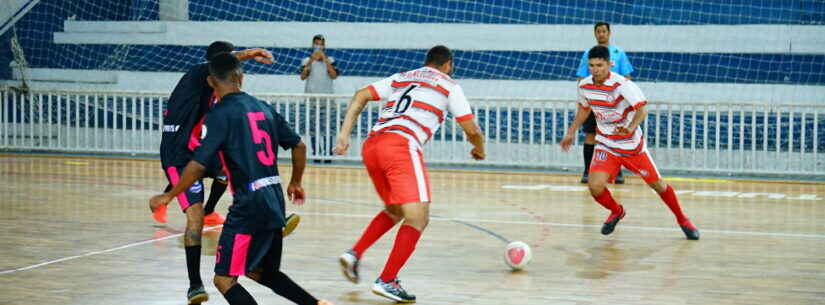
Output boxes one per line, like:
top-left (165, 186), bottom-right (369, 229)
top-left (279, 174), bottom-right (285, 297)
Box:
top-left (193, 92), bottom-right (301, 232)
top-left (577, 72), bottom-right (648, 156)
top-left (365, 66), bottom-right (474, 147)
top-left (160, 63), bottom-right (214, 167)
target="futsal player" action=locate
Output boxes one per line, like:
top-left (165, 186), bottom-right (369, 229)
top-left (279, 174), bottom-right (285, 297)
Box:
top-left (561, 46), bottom-right (700, 241)
top-left (334, 45), bottom-right (486, 303)
top-left (150, 53), bottom-right (334, 305)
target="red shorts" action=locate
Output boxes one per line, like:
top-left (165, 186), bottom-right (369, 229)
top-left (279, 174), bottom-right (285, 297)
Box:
top-left (362, 132), bottom-right (431, 205)
top-left (590, 149), bottom-right (662, 184)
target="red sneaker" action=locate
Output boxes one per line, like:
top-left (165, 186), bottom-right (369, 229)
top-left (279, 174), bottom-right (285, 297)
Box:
top-left (203, 212), bottom-right (226, 226)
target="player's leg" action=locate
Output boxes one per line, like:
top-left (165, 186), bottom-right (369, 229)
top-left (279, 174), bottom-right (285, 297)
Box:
top-left (372, 141), bottom-right (429, 303)
top-left (246, 230), bottom-right (329, 305)
top-left (214, 225), bottom-right (258, 305)
top-left (183, 198), bottom-right (208, 303)
top-left (622, 151), bottom-right (699, 240)
top-left (340, 135), bottom-right (402, 283)
top-left (588, 150), bottom-right (625, 235)
top-left (581, 113), bottom-right (597, 183)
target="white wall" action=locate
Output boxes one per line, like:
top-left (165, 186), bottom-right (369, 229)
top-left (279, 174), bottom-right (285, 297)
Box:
top-left (56, 21), bottom-right (825, 53)
top-left (0, 0), bottom-right (40, 35)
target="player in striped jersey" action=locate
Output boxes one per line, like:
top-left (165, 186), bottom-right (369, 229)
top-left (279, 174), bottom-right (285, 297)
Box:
top-left (333, 45), bottom-right (485, 303)
top-left (561, 45), bottom-right (699, 241)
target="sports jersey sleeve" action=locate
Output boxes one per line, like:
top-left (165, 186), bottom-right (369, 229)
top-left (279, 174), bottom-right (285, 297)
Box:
top-left (192, 110), bottom-right (229, 166)
top-left (619, 80), bottom-right (647, 109)
top-left (575, 50), bottom-right (590, 77)
top-left (616, 50), bottom-right (635, 76)
top-left (577, 86), bottom-right (590, 109)
top-left (447, 85), bottom-right (474, 122)
top-left (272, 110), bottom-right (302, 150)
top-left (365, 74), bottom-right (396, 101)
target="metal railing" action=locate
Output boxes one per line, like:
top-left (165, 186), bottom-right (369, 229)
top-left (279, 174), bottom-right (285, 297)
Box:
top-left (2, 88), bottom-right (823, 177)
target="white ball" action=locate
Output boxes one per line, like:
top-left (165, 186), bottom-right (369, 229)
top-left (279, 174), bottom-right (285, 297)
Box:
top-left (504, 241), bottom-right (532, 271)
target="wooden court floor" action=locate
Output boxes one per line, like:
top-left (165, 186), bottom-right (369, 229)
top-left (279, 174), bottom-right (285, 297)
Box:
top-left (1, 155), bottom-right (824, 305)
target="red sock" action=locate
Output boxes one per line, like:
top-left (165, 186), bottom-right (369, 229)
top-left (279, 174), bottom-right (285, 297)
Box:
top-left (352, 211), bottom-right (396, 259)
top-left (659, 184), bottom-right (688, 224)
top-left (593, 188), bottom-right (622, 214)
top-left (379, 225), bottom-right (421, 282)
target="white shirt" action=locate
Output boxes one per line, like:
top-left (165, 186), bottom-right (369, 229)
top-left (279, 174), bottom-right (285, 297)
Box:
top-left (577, 72), bottom-right (648, 156)
top-left (366, 66), bottom-right (474, 146)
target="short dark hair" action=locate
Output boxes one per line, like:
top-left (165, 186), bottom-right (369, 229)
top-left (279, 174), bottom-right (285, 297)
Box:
top-left (208, 52), bottom-right (242, 82)
top-left (425, 45), bottom-right (453, 66)
top-left (594, 21), bottom-right (610, 32)
top-left (206, 41), bottom-right (234, 61)
top-left (587, 45), bottom-right (610, 62)
top-left (312, 34), bottom-right (325, 42)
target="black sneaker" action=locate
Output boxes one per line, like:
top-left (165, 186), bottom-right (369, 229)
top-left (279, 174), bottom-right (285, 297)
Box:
top-left (580, 173), bottom-right (589, 184)
top-left (601, 206), bottom-right (625, 235)
top-left (187, 285), bottom-right (208, 305)
top-left (680, 219), bottom-right (700, 240)
top-left (372, 278), bottom-right (416, 303)
top-left (339, 249), bottom-right (360, 283)
top-left (614, 171), bottom-right (625, 184)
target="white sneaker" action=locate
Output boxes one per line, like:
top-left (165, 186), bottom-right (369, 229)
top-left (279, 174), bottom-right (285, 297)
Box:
top-left (339, 249), bottom-right (360, 283)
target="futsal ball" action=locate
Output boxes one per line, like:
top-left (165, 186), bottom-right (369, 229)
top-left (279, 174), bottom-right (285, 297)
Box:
top-left (504, 241), bottom-right (532, 271)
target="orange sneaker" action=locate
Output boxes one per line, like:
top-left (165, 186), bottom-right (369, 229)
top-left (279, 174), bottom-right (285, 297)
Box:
top-left (203, 212), bottom-right (226, 226)
top-left (152, 202), bottom-right (168, 223)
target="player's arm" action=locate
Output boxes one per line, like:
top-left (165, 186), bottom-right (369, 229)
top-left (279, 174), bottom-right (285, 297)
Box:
top-left (616, 104), bottom-right (646, 136)
top-left (615, 80), bottom-right (647, 136)
top-left (458, 120), bottom-right (485, 160)
top-left (233, 48), bottom-right (274, 64)
top-left (272, 110), bottom-right (308, 204)
top-left (158, 160), bottom-right (207, 201)
top-left (151, 111), bottom-right (229, 208)
top-left (560, 105), bottom-right (592, 151)
top-left (333, 87), bottom-right (378, 155)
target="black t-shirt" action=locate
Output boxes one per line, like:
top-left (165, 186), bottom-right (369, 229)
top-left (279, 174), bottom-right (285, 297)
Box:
top-left (160, 63), bottom-right (214, 167)
top-left (193, 92), bottom-right (301, 232)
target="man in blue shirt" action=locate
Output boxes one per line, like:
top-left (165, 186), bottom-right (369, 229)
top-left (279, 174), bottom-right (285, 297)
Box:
top-left (575, 21), bottom-right (634, 184)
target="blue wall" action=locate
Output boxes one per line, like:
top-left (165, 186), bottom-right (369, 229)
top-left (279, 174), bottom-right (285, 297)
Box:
top-left (190, 0), bottom-right (825, 24)
top-left (2, 0), bottom-right (824, 84)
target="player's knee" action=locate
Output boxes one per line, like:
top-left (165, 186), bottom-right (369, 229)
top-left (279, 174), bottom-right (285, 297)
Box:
top-left (246, 268), bottom-right (263, 282)
top-left (213, 275), bottom-right (237, 294)
top-left (649, 180), bottom-right (668, 193)
top-left (588, 182), bottom-right (606, 196)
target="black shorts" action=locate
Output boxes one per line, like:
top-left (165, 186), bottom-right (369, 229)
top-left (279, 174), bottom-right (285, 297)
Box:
top-left (582, 112), bottom-right (597, 134)
top-left (163, 156), bottom-right (226, 212)
top-left (215, 225), bottom-right (283, 276)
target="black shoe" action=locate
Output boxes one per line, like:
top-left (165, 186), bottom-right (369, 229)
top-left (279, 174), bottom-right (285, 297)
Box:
top-left (187, 285), bottom-right (208, 305)
top-left (580, 173), bottom-right (589, 184)
top-left (601, 207), bottom-right (625, 235)
top-left (372, 278), bottom-right (416, 303)
top-left (680, 220), bottom-right (700, 240)
top-left (614, 172), bottom-right (625, 184)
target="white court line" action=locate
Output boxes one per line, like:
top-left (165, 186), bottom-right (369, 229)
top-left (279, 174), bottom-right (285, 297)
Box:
top-left (299, 211), bottom-right (825, 239)
top-left (0, 225), bottom-right (222, 275)
top-left (3, 207), bottom-right (824, 275)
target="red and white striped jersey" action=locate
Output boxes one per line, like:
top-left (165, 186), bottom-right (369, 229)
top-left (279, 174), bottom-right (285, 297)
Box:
top-left (366, 66), bottom-right (474, 146)
top-left (578, 72), bottom-right (648, 156)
